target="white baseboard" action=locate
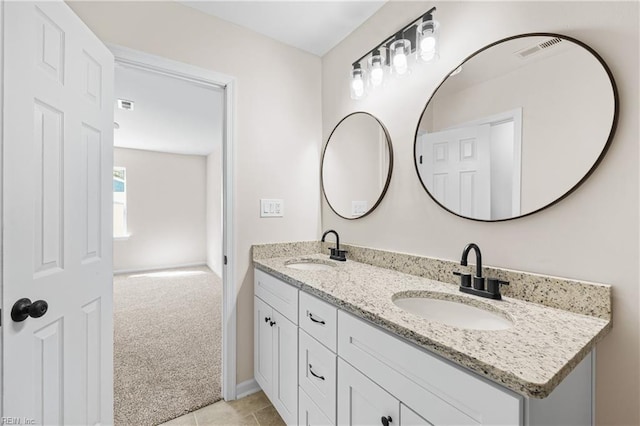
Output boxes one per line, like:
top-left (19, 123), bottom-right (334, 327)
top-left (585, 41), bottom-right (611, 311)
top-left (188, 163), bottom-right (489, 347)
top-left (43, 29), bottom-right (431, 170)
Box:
top-left (114, 262), bottom-right (207, 275)
top-left (236, 378), bottom-right (261, 399)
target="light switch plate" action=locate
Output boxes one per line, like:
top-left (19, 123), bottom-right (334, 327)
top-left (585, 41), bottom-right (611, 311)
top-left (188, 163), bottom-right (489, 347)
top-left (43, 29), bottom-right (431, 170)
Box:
top-left (260, 199), bottom-right (284, 217)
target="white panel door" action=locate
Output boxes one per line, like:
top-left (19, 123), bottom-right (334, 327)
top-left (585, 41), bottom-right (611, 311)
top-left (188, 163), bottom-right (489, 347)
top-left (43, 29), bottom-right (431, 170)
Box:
top-left (271, 310), bottom-right (298, 426)
top-left (418, 125), bottom-right (491, 219)
top-left (2, 1), bottom-right (114, 424)
top-left (337, 359), bottom-right (399, 426)
top-left (254, 296), bottom-right (274, 395)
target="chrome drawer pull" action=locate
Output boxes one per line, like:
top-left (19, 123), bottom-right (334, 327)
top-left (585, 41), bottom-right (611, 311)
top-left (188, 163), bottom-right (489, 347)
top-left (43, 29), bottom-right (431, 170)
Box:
top-left (309, 364), bottom-right (325, 381)
top-left (308, 312), bottom-right (326, 325)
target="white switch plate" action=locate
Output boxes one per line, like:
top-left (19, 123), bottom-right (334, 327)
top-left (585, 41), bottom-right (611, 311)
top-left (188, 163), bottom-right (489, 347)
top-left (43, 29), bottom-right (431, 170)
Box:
top-left (352, 200), bottom-right (368, 216)
top-left (260, 199), bottom-right (284, 217)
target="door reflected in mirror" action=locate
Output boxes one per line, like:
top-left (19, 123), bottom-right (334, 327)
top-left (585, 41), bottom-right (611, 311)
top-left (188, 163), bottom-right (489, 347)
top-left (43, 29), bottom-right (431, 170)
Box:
top-left (322, 112), bottom-right (393, 219)
top-left (415, 34), bottom-right (617, 221)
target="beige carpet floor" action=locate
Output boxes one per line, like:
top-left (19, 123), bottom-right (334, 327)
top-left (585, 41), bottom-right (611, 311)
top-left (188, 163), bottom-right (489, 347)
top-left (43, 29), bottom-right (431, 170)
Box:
top-left (114, 266), bottom-right (222, 426)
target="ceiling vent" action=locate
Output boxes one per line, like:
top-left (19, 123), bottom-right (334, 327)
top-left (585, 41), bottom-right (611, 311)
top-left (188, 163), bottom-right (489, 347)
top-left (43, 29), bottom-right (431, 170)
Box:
top-left (515, 37), bottom-right (563, 59)
top-left (117, 99), bottom-right (135, 111)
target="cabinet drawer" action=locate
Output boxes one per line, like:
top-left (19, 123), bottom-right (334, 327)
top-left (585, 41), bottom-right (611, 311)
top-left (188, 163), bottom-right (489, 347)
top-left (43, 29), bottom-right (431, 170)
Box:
top-left (299, 329), bottom-right (336, 424)
top-left (338, 311), bottom-right (522, 425)
top-left (299, 291), bottom-right (337, 352)
top-left (299, 387), bottom-right (334, 426)
top-left (255, 268), bottom-right (299, 324)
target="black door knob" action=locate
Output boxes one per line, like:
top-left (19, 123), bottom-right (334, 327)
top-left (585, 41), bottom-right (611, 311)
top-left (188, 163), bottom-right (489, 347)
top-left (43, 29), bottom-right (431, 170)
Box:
top-left (11, 298), bottom-right (48, 322)
top-left (381, 416), bottom-right (392, 426)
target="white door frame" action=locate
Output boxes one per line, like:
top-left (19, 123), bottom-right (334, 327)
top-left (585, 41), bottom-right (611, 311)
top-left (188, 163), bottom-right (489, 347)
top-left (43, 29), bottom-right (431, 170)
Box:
top-left (108, 44), bottom-right (238, 401)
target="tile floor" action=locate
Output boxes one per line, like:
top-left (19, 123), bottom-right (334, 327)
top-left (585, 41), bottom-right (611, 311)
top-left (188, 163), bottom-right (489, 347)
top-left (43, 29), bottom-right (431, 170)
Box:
top-left (160, 391), bottom-right (285, 426)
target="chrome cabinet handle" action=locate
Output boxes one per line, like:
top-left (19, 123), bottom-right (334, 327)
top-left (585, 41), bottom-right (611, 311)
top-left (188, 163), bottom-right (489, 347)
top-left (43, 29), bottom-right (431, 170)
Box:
top-left (308, 364), bottom-right (325, 381)
top-left (308, 312), bottom-right (325, 325)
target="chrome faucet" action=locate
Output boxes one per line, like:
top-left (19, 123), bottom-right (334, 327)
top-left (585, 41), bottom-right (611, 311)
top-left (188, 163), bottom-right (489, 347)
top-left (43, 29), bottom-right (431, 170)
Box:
top-left (453, 243), bottom-right (509, 300)
top-left (321, 229), bottom-right (347, 261)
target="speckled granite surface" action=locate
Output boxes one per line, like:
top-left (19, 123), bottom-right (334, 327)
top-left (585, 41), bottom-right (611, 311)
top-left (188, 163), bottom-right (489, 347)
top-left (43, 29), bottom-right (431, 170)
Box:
top-left (252, 241), bottom-right (321, 260)
top-left (324, 242), bottom-right (611, 320)
top-left (253, 245), bottom-right (612, 399)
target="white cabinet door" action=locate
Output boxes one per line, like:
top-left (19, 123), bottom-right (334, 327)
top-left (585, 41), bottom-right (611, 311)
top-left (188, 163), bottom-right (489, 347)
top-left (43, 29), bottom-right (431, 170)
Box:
top-left (299, 387), bottom-right (334, 426)
top-left (400, 404), bottom-right (434, 426)
top-left (2, 1), bottom-right (114, 424)
top-left (254, 296), bottom-right (274, 395)
top-left (272, 309), bottom-right (299, 425)
top-left (337, 359), bottom-right (399, 426)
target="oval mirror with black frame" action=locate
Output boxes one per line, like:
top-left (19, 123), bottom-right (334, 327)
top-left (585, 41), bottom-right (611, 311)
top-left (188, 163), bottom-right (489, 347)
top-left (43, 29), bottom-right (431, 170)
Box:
top-left (414, 33), bottom-right (618, 222)
top-left (322, 112), bottom-right (393, 220)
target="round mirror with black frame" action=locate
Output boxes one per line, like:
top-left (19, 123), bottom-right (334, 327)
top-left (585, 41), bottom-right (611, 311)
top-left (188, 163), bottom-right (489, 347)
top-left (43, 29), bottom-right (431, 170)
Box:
top-left (322, 112), bottom-right (394, 220)
top-left (414, 33), bottom-right (618, 222)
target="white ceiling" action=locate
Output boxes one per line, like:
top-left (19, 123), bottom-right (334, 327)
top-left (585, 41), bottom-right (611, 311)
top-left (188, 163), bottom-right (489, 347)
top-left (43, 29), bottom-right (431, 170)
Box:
top-left (178, 1), bottom-right (387, 56)
top-left (114, 64), bottom-right (224, 156)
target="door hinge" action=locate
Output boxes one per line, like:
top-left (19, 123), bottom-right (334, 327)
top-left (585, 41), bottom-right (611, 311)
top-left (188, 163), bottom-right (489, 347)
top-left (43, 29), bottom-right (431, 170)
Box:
top-left (224, 255), bottom-right (228, 265)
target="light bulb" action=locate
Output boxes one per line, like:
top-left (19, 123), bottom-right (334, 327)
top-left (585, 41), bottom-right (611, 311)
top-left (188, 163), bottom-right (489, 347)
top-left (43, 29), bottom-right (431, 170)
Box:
top-left (420, 35), bottom-right (436, 53)
top-left (368, 49), bottom-right (385, 87)
top-left (393, 51), bottom-right (408, 75)
top-left (390, 39), bottom-right (411, 75)
top-left (352, 76), bottom-right (364, 97)
top-left (370, 67), bottom-right (384, 86)
top-left (420, 49), bottom-right (435, 62)
top-left (350, 64), bottom-right (366, 99)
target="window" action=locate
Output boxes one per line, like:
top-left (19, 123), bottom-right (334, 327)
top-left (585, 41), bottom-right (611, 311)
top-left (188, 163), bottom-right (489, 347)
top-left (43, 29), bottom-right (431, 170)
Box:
top-left (113, 167), bottom-right (128, 238)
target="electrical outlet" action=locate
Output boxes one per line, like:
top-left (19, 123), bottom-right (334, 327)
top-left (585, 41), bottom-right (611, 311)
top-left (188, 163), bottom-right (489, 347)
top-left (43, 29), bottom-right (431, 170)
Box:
top-left (352, 200), bottom-right (368, 216)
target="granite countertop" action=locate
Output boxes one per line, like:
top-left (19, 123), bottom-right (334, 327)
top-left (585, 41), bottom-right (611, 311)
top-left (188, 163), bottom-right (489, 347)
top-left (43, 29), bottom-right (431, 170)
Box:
top-left (253, 253), bottom-right (611, 399)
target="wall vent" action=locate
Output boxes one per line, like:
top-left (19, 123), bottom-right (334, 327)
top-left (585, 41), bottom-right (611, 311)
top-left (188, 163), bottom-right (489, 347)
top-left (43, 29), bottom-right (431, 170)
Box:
top-left (515, 37), bottom-right (563, 59)
top-left (117, 99), bottom-right (135, 111)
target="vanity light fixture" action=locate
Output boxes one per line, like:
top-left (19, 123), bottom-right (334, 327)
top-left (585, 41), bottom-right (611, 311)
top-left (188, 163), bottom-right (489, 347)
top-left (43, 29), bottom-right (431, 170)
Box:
top-left (349, 7), bottom-right (439, 98)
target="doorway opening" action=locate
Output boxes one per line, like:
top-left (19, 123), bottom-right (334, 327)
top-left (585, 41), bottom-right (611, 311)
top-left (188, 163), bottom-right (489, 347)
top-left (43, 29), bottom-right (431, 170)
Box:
top-left (110, 45), bottom-right (236, 425)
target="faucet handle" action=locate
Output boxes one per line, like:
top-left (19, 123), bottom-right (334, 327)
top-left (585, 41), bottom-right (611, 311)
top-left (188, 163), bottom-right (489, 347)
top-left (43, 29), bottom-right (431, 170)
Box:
top-left (453, 271), bottom-right (471, 288)
top-left (487, 278), bottom-right (509, 297)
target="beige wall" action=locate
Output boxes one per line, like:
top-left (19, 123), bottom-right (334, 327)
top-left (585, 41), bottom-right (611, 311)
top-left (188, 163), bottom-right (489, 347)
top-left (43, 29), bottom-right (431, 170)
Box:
top-left (69, 1), bottom-right (322, 385)
top-left (206, 149), bottom-right (223, 277)
top-left (113, 147), bottom-right (206, 272)
top-left (322, 2), bottom-right (638, 424)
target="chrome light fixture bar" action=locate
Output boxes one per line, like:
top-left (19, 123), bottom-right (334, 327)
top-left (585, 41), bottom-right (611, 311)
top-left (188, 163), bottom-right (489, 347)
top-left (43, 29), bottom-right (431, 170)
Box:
top-left (350, 7), bottom-right (439, 99)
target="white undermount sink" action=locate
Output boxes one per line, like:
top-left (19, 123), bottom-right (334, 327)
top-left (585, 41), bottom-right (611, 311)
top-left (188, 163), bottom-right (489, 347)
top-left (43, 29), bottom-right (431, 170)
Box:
top-left (285, 259), bottom-right (336, 271)
top-left (393, 293), bottom-right (513, 331)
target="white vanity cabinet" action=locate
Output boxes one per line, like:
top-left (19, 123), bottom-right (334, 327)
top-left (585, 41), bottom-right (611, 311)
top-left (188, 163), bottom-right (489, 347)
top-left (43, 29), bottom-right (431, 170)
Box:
top-left (254, 270), bottom-right (299, 425)
top-left (254, 268), bottom-right (595, 426)
top-left (337, 311), bottom-right (519, 425)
